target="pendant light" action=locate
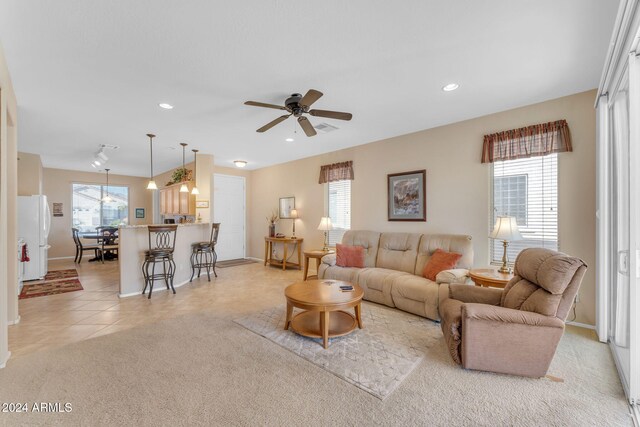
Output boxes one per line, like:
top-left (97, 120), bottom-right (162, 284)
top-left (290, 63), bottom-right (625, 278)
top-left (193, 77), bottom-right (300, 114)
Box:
top-left (146, 133), bottom-right (158, 190)
top-left (191, 149), bottom-right (200, 195)
top-left (179, 143), bottom-right (189, 193)
top-left (102, 168), bottom-right (113, 203)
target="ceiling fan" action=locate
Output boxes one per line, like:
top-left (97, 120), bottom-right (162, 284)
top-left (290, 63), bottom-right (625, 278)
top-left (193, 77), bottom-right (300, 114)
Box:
top-left (244, 89), bottom-right (352, 137)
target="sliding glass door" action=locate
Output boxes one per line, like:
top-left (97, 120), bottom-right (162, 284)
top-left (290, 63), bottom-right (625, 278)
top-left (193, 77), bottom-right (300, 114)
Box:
top-left (609, 75), bottom-right (632, 394)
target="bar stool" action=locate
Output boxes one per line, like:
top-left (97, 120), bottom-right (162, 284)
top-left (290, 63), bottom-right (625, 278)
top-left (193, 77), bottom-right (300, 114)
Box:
top-left (142, 225), bottom-right (178, 299)
top-left (190, 223), bottom-right (220, 282)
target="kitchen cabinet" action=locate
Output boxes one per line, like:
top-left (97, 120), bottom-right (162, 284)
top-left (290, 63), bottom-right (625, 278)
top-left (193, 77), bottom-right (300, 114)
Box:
top-left (159, 182), bottom-right (196, 216)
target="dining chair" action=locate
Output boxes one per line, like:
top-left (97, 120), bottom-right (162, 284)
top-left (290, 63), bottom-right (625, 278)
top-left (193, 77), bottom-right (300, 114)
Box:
top-left (72, 228), bottom-right (101, 264)
top-left (98, 227), bottom-right (119, 264)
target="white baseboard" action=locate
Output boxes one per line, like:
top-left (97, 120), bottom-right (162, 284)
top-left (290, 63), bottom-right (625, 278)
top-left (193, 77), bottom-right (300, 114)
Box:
top-left (118, 279), bottom-right (190, 298)
top-left (8, 315), bottom-right (21, 326)
top-left (0, 351), bottom-right (11, 369)
top-left (566, 321), bottom-right (596, 330)
top-left (48, 256), bottom-right (75, 261)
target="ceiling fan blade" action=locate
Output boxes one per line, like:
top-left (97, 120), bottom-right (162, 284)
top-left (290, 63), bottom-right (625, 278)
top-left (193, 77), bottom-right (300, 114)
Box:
top-left (300, 89), bottom-right (323, 108)
top-left (298, 116), bottom-right (317, 137)
top-left (244, 101), bottom-right (287, 111)
top-left (257, 114), bottom-right (290, 133)
top-left (308, 109), bottom-right (353, 121)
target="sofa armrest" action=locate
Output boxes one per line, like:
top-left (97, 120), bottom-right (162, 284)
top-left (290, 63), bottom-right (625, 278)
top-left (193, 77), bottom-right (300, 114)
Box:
top-left (448, 284), bottom-right (502, 306)
top-left (321, 253), bottom-right (337, 266)
top-left (436, 268), bottom-right (469, 284)
top-left (462, 304), bottom-right (564, 329)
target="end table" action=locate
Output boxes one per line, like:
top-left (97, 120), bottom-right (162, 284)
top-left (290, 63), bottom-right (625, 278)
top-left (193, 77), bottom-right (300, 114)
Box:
top-left (303, 249), bottom-right (334, 281)
top-left (469, 268), bottom-right (514, 289)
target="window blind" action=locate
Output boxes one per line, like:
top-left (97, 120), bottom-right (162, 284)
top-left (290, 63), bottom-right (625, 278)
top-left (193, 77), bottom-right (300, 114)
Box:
top-left (490, 153), bottom-right (558, 264)
top-left (328, 180), bottom-right (351, 246)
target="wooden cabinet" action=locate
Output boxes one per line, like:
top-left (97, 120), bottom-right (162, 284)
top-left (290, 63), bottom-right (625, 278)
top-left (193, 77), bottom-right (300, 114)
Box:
top-left (159, 182), bottom-right (196, 216)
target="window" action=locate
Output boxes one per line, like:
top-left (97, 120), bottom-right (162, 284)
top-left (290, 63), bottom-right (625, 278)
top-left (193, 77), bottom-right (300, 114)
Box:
top-left (327, 180), bottom-right (351, 246)
top-left (491, 154), bottom-right (558, 264)
top-left (72, 183), bottom-right (129, 232)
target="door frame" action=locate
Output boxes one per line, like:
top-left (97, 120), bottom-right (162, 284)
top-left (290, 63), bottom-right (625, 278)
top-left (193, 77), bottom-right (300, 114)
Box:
top-left (213, 173), bottom-right (246, 260)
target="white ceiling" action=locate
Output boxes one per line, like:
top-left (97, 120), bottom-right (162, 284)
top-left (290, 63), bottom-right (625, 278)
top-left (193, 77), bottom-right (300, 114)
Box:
top-left (0, 1), bottom-right (619, 176)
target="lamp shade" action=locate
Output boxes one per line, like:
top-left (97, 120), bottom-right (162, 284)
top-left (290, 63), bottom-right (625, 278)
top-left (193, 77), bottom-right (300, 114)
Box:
top-left (317, 217), bottom-right (333, 231)
top-left (146, 180), bottom-right (158, 190)
top-left (290, 209), bottom-right (299, 219)
top-left (489, 216), bottom-right (523, 241)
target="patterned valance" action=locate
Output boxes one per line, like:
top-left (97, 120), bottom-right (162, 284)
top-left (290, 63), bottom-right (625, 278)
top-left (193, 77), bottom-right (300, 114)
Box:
top-left (481, 120), bottom-right (572, 163)
top-left (318, 161), bottom-right (354, 184)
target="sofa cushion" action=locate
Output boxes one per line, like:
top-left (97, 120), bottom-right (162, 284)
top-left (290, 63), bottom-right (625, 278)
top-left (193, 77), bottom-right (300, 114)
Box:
top-left (422, 249), bottom-right (462, 281)
top-left (341, 230), bottom-right (381, 268)
top-left (357, 268), bottom-right (410, 307)
top-left (336, 243), bottom-right (365, 268)
top-left (318, 265), bottom-right (362, 284)
top-left (414, 234), bottom-right (474, 276)
top-left (391, 275), bottom-right (440, 320)
top-left (391, 275), bottom-right (437, 302)
top-left (375, 233), bottom-right (421, 273)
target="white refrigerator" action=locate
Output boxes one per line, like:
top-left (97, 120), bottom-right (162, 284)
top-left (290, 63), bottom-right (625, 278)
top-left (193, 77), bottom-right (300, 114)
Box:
top-left (18, 195), bottom-right (51, 281)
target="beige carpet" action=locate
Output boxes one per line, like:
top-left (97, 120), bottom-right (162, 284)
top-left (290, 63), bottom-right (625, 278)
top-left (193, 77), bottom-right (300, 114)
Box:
top-left (0, 308), bottom-right (630, 426)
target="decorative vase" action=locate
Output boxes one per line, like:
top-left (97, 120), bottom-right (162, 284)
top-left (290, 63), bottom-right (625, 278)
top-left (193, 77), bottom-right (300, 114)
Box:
top-left (268, 223), bottom-right (276, 237)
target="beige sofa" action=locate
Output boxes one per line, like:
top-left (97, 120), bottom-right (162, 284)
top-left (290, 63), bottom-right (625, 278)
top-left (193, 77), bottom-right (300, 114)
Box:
top-left (318, 230), bottom-right (474, 321)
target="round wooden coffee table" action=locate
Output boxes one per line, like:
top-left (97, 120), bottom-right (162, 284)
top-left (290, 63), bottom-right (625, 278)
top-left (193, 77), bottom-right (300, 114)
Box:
top-left (284, 279), bottom-right (364, 349)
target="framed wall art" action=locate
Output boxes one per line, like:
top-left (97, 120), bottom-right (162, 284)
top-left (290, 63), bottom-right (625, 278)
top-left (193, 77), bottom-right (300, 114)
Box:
top-left (135, 208), bottom-right (145, 219)
top-left (387, 170), bottom-right (426, 221)
top-left (279, 196), bottom-right (295, 219)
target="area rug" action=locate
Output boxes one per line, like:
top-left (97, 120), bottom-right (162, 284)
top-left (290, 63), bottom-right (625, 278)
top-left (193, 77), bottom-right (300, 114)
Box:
top-left (216, 258), bottom-right (258, 268)
top-left (19, 269), bottom-right (83, 299)
top-left (234, 303), bottom-right (440, 400)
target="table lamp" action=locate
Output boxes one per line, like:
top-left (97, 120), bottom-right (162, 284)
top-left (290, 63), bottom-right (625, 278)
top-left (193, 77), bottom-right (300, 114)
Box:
top-left (317, 217), bottom-right (333, 252)
top-left (489, 216), bottom-right (523, 274)
top-left (290, 209), bottom-right (299, 239)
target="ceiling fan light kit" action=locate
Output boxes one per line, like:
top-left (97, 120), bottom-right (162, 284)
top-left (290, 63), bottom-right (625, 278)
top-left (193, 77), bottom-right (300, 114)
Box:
top-left (244, 89), bottom-right (352, 137)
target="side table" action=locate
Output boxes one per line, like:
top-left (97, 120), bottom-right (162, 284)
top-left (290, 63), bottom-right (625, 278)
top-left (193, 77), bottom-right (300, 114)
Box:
top-left (469, 268), bottom-right (514, 289)
top-left (264, 237), bottom-right (304, 270)
top-left (303, 249), bottom-right (334, 280)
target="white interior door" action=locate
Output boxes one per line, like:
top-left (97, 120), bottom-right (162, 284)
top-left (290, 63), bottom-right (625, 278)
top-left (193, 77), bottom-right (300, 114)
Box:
top-left (213, 174), bottom-right (245, 261)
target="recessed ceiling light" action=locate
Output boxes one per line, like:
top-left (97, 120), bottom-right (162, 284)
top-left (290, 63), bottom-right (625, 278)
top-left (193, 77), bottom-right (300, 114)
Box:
top-left (158, 103), bottom-right (174, 109)
top-left (442, 83), bottom-right (459, 92)
top-left (234, 160), bottom-right (247, 168)
top-left (285, 138), bottom-right (294, 142)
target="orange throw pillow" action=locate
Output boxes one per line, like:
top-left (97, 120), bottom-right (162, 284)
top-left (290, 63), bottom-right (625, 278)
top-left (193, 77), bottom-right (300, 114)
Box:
top-left (336, 243), bottom-right (365, 268)
top-left (423, 249), bottom-right (462, 281)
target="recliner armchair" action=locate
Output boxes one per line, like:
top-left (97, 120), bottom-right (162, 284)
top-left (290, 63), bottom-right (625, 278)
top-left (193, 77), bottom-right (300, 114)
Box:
top-left (438, 248), bottom-right (587, 378)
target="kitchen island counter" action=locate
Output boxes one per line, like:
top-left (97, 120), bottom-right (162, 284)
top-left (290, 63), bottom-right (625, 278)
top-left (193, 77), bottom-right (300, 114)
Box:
top-left (118, 223), bottom-right (210, 297)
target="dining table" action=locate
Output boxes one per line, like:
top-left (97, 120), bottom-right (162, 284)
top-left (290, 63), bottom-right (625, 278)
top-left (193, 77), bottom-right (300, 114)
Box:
top-left (81, 230), bottom-right (119, 262)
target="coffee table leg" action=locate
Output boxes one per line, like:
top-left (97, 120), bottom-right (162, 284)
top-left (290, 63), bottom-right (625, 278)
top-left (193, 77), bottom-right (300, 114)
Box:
top-left (322, 311), bottom-right (330, 349)
top-left (284, 302), bottom-right (293, 330)
top-left (355, 303), bottom-right (363, 329)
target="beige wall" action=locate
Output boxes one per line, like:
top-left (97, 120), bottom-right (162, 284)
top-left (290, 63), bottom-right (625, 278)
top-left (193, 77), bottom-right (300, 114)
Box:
top-left (17, 151), bottom-right (42, 196)
top-left (43, 168), bottom-right (153, 259)
top-left (249, 90), bottom-right (597, 325)
top-left (0, 41), bottom-right (18, 365)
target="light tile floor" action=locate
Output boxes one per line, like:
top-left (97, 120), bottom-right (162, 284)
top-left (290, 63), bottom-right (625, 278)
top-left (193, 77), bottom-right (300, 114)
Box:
top-left (10, 258), bottom-right (305, 359)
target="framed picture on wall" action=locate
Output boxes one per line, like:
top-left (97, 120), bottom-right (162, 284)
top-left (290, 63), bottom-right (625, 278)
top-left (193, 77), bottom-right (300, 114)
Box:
top-left (387, 170), bottom-right (426, 221)
top-left (279, 196), bottom-right (295, 219)
top-left (135, 208), bottom-right (145, 219)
